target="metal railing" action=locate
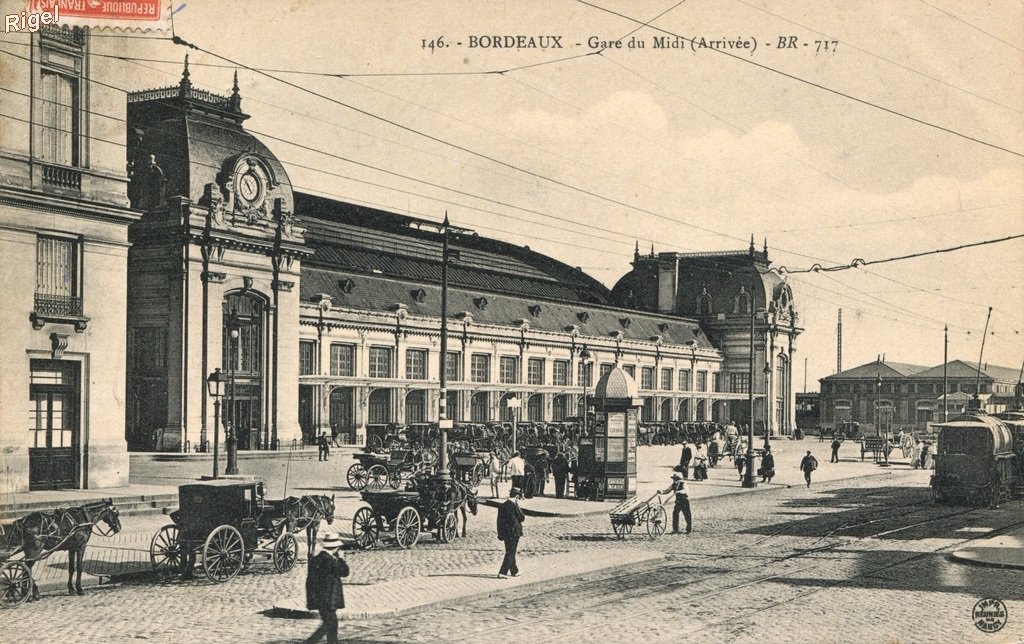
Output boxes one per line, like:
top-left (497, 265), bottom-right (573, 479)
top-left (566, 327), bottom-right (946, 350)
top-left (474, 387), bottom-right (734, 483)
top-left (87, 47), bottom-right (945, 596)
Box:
top-left (34, 293), bottom-right (83, 317)
top-left (42, 164), bottom-right (81, 190)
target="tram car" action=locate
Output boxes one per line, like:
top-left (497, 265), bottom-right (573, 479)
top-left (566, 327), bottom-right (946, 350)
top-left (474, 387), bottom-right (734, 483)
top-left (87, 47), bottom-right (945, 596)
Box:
top-left (930, 407), bottom-right (1020, 506)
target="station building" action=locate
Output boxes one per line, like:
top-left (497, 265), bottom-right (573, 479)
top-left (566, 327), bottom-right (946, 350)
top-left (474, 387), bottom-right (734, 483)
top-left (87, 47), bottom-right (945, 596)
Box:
top-left (818, 358), bottom-right (1021, 432)
top-left (1, 37), bottom-right (804, 493)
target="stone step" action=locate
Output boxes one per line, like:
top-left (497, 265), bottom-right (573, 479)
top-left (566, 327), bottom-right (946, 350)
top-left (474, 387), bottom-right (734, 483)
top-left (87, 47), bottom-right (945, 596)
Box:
top-left (0, 494), bottom-right (178, 523)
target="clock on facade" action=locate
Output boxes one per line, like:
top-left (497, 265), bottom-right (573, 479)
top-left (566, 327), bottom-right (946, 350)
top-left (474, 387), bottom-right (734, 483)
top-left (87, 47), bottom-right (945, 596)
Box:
top-left (238, 171), bottom-right (262, 204)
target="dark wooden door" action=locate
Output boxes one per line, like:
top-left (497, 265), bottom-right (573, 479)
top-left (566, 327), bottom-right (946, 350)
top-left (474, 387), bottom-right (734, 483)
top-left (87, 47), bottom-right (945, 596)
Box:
top-left (29, 360), bottom-right (79, 490)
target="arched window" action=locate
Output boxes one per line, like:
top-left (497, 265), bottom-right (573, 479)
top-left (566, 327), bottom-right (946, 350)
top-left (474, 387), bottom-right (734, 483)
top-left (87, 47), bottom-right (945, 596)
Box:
top-left (471, 392), bottom-right (490, 422)
top-left (735, 288), bottom-right (750, 315)
top-left (223, 292), bottom-right (265, 449)
top-left (698, 288), bottom-right (712, 316)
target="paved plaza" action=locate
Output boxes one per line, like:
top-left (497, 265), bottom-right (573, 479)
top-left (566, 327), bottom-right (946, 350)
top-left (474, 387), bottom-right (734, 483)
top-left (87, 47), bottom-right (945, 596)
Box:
top-left (2, 442), bottom-right (1022, 643)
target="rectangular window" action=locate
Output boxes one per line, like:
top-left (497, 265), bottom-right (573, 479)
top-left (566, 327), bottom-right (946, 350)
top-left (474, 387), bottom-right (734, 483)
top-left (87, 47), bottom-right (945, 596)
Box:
top-left (330, 344), bottom-right (355, 377)
top-left (600, 363), bottom-right (614, 380)
top-left (696, 371), bottom-right (708, 392)
top-left (405, 349), bottom-right (427, 380)
top-left (499, 356), bottom-right (519, 384)
top-left (623, 364), bottom-right (635, 379)
top-left (578, 361), bottom-right (593, 388)
top-left (38, 70), bottom-right (79, 167)
top-left (471, 354), bottom-right (490, 383)
top-left (730, 373), bottom-right (750, 394)
top-left (527, 358), bottom-right (545, 386)
top-left (661, 368), bottom-right (673, 391)
top-left (713, 372), bottom-right (721, 393)
top-left (368, 347), bottom-right (393, 378)
top-left (678, 369), bottom-right (691, 391)
top-left (35, 235), bottom-right (81, 316)
top-left (552, 360), bottom-right (570, 386)
top-left (641, 367), bottom-right (654, 390)
top-left (298, 341), bottom-right (317, 376)
top-left (445, 351), bottom-right (461, 382)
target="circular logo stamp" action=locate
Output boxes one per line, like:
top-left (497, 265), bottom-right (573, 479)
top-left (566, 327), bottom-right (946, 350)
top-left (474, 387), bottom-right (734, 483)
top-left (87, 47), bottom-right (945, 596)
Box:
top-left (973, 598), bottom-right (1008, 633)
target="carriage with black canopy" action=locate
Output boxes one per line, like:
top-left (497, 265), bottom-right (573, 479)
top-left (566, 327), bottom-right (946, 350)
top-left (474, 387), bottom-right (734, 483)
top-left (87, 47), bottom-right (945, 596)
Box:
top-left (148, 480), bottom-right (303, 583)
top-left (351, 475), bottom-right (477, 549)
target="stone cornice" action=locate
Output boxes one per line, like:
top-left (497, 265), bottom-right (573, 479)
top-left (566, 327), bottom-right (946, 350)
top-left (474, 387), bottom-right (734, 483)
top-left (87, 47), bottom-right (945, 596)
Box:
top-left (0, 186), bottom-right (139, 226)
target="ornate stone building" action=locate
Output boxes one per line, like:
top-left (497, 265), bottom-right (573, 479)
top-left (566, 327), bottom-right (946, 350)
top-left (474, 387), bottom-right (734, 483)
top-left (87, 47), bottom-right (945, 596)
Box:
top-left (0, 26), bottom-right (136, 492)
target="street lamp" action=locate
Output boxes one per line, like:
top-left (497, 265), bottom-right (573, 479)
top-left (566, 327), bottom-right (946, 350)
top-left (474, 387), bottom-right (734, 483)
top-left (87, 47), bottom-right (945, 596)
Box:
top-left (763, 361), bottom-right (772, 450)
top-left (744, 305), bottom-right (765, 489)
top-left (206, 368), bottom-right (225, 479)
top-left (225, 315), bottom-right (240, 476)
top-left (875, 373), bottom-right (882, 438)
top-left (579, 345), bottom-right (592, 434)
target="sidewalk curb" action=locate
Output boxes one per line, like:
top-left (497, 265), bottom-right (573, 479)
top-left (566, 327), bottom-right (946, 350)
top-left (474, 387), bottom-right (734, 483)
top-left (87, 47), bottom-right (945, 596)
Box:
top-left (948, 549), bottom-right (1024, 570)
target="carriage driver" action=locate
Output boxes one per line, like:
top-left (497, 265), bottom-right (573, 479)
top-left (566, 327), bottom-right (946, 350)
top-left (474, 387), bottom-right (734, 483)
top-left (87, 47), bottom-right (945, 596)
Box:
top-left (658, 473), bottom-right (692, 534)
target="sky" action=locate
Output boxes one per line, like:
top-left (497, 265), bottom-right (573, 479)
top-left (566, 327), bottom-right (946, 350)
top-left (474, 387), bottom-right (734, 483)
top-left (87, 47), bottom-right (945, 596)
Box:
top-left (77, 1), bottom-right (1024, 388)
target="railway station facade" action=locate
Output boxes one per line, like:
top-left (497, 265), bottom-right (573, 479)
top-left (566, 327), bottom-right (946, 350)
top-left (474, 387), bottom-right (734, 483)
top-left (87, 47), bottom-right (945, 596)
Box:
top-left (0, 32), bottom-right (802, 492)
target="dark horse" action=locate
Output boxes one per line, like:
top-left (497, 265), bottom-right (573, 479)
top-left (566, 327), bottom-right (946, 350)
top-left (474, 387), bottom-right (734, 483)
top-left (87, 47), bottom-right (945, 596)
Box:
top-left (279, 494), bottom-right (335, 556)
top-left (447, 480), bottom-right (478, 538)
top-left (3, 499), bottom-right (121, 599)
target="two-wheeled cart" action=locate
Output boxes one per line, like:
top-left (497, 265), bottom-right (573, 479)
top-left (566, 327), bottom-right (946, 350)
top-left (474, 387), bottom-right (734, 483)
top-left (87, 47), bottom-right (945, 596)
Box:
top-left (608, 492), bottom-right (668, 540)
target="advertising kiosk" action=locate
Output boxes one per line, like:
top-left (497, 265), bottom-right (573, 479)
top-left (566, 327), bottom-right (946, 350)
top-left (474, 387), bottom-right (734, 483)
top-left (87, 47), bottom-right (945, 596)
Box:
top-left (576, 366), bottom-right (641, 501)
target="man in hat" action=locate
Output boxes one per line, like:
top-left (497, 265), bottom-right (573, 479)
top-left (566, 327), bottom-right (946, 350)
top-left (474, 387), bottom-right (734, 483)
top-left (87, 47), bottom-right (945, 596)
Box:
top-left (496, 487), bottom-right (525, 578)
top-left (507, 451), bottom-right (526, 496)
top-left (658, 473), bottom-right (691, 534)
top-left (306, 533), bottom-right (350, 644)
top-left (799, 450), bottom-right (819, 488)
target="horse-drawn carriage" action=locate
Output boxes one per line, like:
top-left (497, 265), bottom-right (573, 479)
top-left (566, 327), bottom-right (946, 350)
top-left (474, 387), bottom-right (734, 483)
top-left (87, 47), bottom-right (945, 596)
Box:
top-left (351, 476), bottom-right (478, 549)
top-left (347, 448), bottom-right (434, 491)
top-left (149, 481), bottom-right (333, 583)
top-left (0, 499), bottom-right (121, 607)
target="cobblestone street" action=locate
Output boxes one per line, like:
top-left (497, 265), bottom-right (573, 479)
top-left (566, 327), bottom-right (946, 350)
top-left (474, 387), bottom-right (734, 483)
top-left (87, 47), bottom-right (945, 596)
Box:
top-left (3, 446), bottom-right (1022, 643)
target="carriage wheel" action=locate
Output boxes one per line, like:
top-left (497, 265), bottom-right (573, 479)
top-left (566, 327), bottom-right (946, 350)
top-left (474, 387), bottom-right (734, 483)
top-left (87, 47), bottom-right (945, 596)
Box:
top-left (150, 524), bottom-right (184, 576)
top-left (346, 463), bottom-right (369, 490)
top-left (394, 506), bottom-right (421, 549)
top-left (367, 435), bottom-right (384, 453)
top-left (469, 463), bottom-right (485, 488)
top-left (352, 507), bottom-right (379, 549)
top-left (647, 506), bottom-right (668, 540)
top-left (0, 561), bottom-right (32, 608)
top-left (273, 533), bottom-right (299, 573)
top-left (366, 464), bottom-right (389, 491)
top-left (612, 521), bottom-right (633, 539)
top-left (203, 525), bottom-right (245, 583)
top-left (438, 511), bottom-right (458, 544)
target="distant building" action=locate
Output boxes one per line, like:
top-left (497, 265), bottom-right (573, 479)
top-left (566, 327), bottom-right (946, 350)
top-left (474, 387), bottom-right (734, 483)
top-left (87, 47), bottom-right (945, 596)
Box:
top-left (819, 358), bottom-right (1021, 431)
top-left (0, 27), bottom-right (137, 492)
top-left (795, 392), bottom-right (820, 429)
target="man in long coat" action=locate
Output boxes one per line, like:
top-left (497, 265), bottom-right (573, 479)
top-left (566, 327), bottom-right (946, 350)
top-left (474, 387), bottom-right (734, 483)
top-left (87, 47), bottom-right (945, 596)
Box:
top-left (306, 533), bottom-right (350, 644)
top-left (496, 488), bottom-right (526, 578)
top-left (551, 451), bottom-right (571, 499)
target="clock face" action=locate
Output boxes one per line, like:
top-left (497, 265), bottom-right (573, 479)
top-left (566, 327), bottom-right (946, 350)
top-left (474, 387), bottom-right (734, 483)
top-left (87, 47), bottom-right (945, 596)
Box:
top-left (238, 172), bottom-right (261, 203)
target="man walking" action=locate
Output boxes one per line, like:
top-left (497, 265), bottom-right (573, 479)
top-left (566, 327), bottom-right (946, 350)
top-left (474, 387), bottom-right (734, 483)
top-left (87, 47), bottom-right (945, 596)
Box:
top-left (679, 441), bottom-right (693, 479)
top-left (830, 437), bottom-right (841, 463)
top-left (305, 533), bottom-right (350, 644)
top-left (658, 473), bottom-right (692, 534)
top-left (799, 450), bottom-right (819, 488)
top-left (318, 432), bottom-right (330, 461)
top-left (496, 488), bottom-right (525, 578)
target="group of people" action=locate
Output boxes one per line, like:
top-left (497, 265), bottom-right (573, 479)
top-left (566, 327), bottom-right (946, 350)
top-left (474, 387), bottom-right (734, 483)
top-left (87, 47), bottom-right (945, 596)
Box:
top-left (496, 449), bottom-right (575, 500)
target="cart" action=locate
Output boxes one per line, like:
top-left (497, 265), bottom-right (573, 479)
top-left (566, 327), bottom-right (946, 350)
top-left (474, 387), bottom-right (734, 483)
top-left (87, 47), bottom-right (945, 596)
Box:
top-left (351, 484), bottom-right (459, 549)
top-left (608, 492), bottom-right (668, 540)
top-left (149, 481), bottom-right (300, 583)
top-left (450, 451), bottom-right (488, 487)
top-left (346, 452), bottom-right (390, 491)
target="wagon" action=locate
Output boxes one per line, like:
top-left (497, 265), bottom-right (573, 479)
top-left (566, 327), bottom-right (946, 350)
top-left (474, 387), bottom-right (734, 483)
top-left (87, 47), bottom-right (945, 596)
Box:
top-left (450, 451), bottom-right (488, 487)
top-left (346, 452), bottom-right (389, 491)
top-left (149, 481), bottom-right (299, 583)
top-left (351, 485), bottom-right (459, 549)
top-left (608, 491), bottom-right (668, 540)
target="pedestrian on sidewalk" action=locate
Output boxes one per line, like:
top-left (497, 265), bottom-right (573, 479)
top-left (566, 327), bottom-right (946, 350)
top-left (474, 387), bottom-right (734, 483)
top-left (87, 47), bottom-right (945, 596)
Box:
top-left (735, 439), bottom-right (748, 482)
top-left (760, 446), bottom-right (775, 483)
top-left (658, 473), bottom-right (692, 533)
top-left (911, 438), bottom-right (923, 468)
top-left (497, 488), bottom-right (525, 578)
top-left (692, 443), bottom-right (708, 481)
top-left (533, 450), bottom-right (549, 497)
top-left (799, 450), bottom-right (818, 488)
top-left (507, 451), bottom-right (526, 496)
top-left (488, 451), bottom-right (502, 499)
top-left (830, 437), bottom-right (841, 463)
top-left (305, 533), bottom-right (350, 644)
top-left (318, 432), bottom-right (330, 461)
top-left (552, 450), bottom-right (571, 499)
top-left (678, 441), bottom-right (693, 479)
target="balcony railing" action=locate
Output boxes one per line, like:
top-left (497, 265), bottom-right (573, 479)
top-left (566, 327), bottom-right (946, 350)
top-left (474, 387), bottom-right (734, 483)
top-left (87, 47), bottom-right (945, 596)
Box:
top-left (34, 293), bottom-right (83, 317)
top-left (42, 165), bottom-right (82, 190)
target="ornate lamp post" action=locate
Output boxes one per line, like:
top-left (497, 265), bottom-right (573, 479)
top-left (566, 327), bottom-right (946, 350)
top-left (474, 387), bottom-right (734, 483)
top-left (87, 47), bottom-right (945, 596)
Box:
top-left (763, 361), bottom-right (772, 450)
top-left (875, 373), bottom-right (882, 437)
top-left (226, 312), bottom-right (240, 476)
top-left (579, 345), bottom-right (592, 434)
top-left (206, 368), bottom-right (225, 479)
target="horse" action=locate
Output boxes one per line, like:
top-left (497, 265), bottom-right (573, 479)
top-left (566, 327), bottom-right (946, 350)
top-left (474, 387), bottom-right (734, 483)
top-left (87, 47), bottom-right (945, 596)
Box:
top-left (3, 499), bottom-right (121, 599)
top-left (447, 480), bottom-right (478, 538)
top-left (290, 494), bottom-right (335, 556)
